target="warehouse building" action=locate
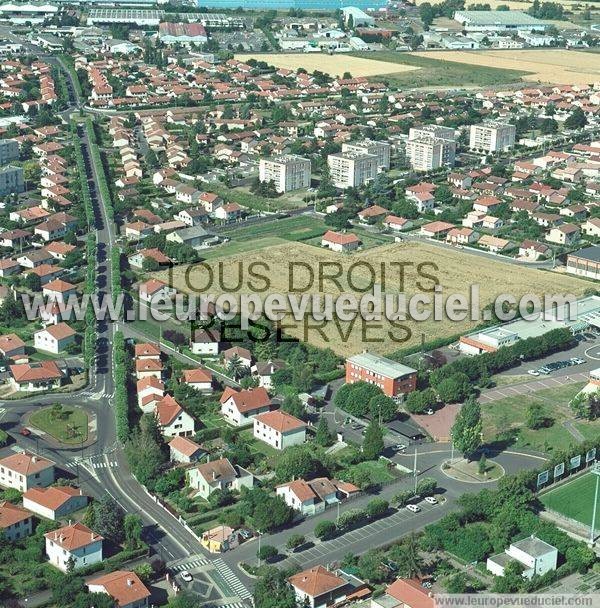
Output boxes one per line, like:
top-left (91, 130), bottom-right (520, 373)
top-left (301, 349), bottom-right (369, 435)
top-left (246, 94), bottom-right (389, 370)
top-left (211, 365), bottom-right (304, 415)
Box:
top-left (454, 10), bottom-right (548, 32)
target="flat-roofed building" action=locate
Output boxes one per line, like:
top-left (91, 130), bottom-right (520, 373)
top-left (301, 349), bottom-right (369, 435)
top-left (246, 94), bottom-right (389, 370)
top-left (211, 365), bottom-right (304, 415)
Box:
top-left (454, 10), bottom-right (548, 32)
top-left (342, 139), bottom-right (391, 170)
top-left (469, 121), bottom-right (516, 153)
top-left (327, 151), bottom-right (377, 189)
top-left (408, 125), bottom-right (456, 168)
top-left (259, 154), bottom-right (311, 193)
top-left (406, 138), bottom-right (446, 171)
top-left (566, 246), bottom-right (600, 281)
top-left (345, 352), bottom-right (417, 397)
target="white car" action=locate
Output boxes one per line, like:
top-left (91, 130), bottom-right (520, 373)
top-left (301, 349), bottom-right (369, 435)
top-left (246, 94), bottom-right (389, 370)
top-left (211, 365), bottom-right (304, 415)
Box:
top-left (180, 571), bottom-right (193, 582)
top-left (406, 504), bottom-right (421, 513)
top-left (527, 370), bottom-right (539, 376)
top-left (424, 496), bottom-right (437, 505)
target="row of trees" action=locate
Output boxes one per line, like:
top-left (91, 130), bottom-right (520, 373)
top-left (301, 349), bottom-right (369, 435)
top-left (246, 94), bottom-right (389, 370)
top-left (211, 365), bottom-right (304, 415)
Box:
top-left (113, 331), bottom-right (130, 443)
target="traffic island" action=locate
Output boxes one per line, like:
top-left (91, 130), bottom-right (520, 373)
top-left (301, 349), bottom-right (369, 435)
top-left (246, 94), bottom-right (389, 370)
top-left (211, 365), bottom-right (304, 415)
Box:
top-left (26, 404), bottom-right (93, 447)
top-left (441, 458), bottom-right (505, 484)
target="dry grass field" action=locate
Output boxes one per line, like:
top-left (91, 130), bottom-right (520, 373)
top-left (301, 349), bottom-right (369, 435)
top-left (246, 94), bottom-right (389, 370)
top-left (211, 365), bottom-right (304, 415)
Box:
top-left (235, 53), bottom-right (419, 78)
top-left (158, 241), bottom-right (589, 356)
top-left (410, 49), bottom-right (600, 84)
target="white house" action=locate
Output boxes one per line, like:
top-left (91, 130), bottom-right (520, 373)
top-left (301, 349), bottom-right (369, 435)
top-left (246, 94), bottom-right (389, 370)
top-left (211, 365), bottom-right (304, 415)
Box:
top-left (190, 329), bottom-right (220, 355)
top-left (187, 457), bottom-right (254, 500)
top-left (23, 486), bottom-right (88, 521)
top-left (33, 322), bottom-right (76, 354)
top-left (87, 570), bottom-right (151, 608)
top-left (487, 536), bottom-right (558, 580)
top-left (0, 501), bottom-right (34, 541)
top-left (45, 522), bottom-right (103, 572)
top-left (155, 395), bottom-right (195, 438)
top-left (169, 436), bottom-right (206, 464)
top-left (220, 386), bottom-right (271, 426)
top-left (182, 368), bottom-right (213, 392)
top-left (288, 566), bottom-right (349, 608)
top-left (0, 452), bottom-right (55, 492)
top-left (276, 477), bottom-right (358, 516)
top-left (138, 279), bottom-right (176, 303)
top-left (253, 410), bottom-right (306, 451)
top-left (136, 376), bottom-right (165, 413)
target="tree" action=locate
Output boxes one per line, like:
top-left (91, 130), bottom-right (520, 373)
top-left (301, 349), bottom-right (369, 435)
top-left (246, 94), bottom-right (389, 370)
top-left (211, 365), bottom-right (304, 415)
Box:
top-left (286, 533), bottom-right (305, 551)
top-left (451, 397), bottom-right (482, 459)
top-left (24, 272), bottom-right (41, 292)
top-left (315, 416), bottom-right (334, 447)
top-left (446, 573), bottom-right (469, 593)
top-left (93, 496), bottom-right (125, 543)
top-left (565, 107), bottom-right (587, 130)
top-left (405, 388), bottom-right (436, 414)
top-left (478, 453), bottom-right (487, 475)
top-left (362, 419), bottom-right (384, 460)
top-left (390, 532), bottom-right (423, 578)
top-left (281, 392), bottom-right (306, 420)
top-left (253, 567), bottom-right (296, 608)
top-left (275, 445), bottom-right (321, 481)
top-left (369, 393), bottom-right (398, 422)
top-left (416, 477), bottom-right (437, 497)
top-left (124, 513), bottom-right (143, 550)
top-left (366, 498), bottom-right (389, 519)
top-left (314, 520), bottom-right (336, 540)
top-left (526, 403), bottom-right (551, 430)
top-left (257, 545), bottom-right (278, 562)
top-left (436, 372), bottom-right (471, 403)
top-left (358, 550), bottom-right (386, 582)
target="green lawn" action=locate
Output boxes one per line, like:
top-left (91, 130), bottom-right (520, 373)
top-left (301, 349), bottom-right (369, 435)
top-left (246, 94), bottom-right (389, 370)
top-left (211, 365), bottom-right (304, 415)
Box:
top-left (342, 460), bottom-right (395, 485)
top-left (541, 473), bottom-right (600, 527)
top-left (482, 382), bottom-right (592, 454)
top-left (350, 51), bottom-right (531, 89)
top-left (219, 215), bottom-right (326, 242)
top-left (29, 405), bottom-right (89, 444)
top-left (199, 236), bottom-right (288, 261)
top-left (239, 428), bottom-right (281, 459)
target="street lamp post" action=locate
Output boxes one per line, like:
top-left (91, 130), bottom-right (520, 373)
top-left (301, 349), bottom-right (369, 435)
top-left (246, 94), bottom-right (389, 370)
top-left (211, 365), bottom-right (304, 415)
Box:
top-left (589, 463), bottom-right (600, 546)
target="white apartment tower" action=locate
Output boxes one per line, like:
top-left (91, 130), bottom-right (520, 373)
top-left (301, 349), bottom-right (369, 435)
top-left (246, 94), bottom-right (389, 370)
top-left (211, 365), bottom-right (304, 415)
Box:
top-left (341, 139), bottom-right (391, 171)
top-left (259, 154), bottom-right (311, 193)
top-left (408, 125), bottom-right (456, 169)
top-left (327, 151), bottom-right (378, 189)
top-left (469, 121), bottom-right (516, 153)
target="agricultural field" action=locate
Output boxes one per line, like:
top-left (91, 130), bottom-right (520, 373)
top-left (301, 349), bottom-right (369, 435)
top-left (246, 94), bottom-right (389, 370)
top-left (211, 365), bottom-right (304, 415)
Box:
top-left (235, 52), bottom-right (420, 78)
top-left (410, 49), bottom-right (600, 85)
top-left (540, 472), bottom-right (600, 527)
top-left (482, 382), bottom-right (595, 454)
top-left (158, 240), bottom-right (590, 356)
top-left (350, 51), bottom-right (530, 88)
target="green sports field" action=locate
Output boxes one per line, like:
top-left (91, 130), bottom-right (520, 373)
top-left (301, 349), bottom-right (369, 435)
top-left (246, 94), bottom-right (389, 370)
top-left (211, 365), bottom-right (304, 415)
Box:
top-left (540, 473), bottom-right (600, 527)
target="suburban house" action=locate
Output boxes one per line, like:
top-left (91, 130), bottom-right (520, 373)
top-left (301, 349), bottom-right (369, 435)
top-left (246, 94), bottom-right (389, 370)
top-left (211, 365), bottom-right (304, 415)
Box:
top-left (446, 227), bottom-right (478, 245)
top-left (182, 368), bottom-right (213, 392)
top-left (220, 386), bottom-right (271, 426)
top-left (155, 395), bottom-right (195, 438)
top-left (134, 358), bottom-right (163, 381)
top-left (0, 453), bottom-right (55, 492)
top-left (288, 566), bottom-right (350, 608)
top-left (383, 215), bottom-right (412, 231)
top-left (357, 205), bottom-right (388, 223)
top-left (201, 525), bottom-right (241, 554)
top-left (136, 377), bottom-right (164, 413)
top-left (87, 570), bottom-right (151, 608)
top-left (519, 240), bottom-right (550, 260)
top-left (582, 218), bottom-right (600, 238)
top-left (345, 352), bottom-right (417, 398)
top-left (0, 333), bottom-right (26, 359)
top-left (487, 536), bottom-right (558, 579)
top-left (222, 346), bottom-right (253, 368)
top-left (0, 501), bottom-right (34, 541)
top-left (478, 234), bottom-right (511, 253)
top-left (43, 279), bottom-right (77, 303)
top-left (134, 343), bottom-right (161, 360)
top-left (372, 578), bottom-right (435, 608)
top-left (253, 410), bottom-right (306, 451)
top-left (45, 522), bottom-right (103, 572)
top-left (165, 225), bottom-right (217, 248)
top-left (138, 278), bottom-right (176, 303)
top-left (22, 486), bottom-right (88, 521)
top-left (9, 360), bottom-right (63, 392)
top-left (546, 223), bottom-right (581, 246)
top-left (33, 322), bottom-right (76, 354)
top-left (169, 436), bottom-right (206, 464)
top-left (276, 477), bottom-right (359, 516)
top-left (321, 230), bottom-right (360, 253)
top-left (420, 221), bottom-right (454, 238)
top-left (187, 457), bottom-right (254, 500)
top-left (251, 360), bottom-right (285, 390)
top-left (190, 328), bottom-right (221, 355)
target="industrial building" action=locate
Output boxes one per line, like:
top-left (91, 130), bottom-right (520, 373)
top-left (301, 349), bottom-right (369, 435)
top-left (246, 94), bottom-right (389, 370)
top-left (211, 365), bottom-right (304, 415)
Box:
top-left (259, 155), bottom-right (311, 193)
top-left (87, 8), bottom-right (163, 25)
top-left (566, 246), bottom-right (600, 281)
top-left (454, 10), bottom-right (548, 32)
top-left (0, 2), bottom-right (58, 24)
top-left (193, 0), bottom-right (385, 9)
top-left (158, 21), bottom-right (208, 45)
top-left (458, 295), bottom-right (600, 355)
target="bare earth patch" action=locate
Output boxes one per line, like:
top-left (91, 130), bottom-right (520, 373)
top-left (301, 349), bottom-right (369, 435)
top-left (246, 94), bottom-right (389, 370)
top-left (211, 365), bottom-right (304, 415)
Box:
top-left (158, 241), bottom-right (589, 357)
top-left (235, 53), bottom-right (420, 78)
top-left (410, 49), bottom-right (600, 85)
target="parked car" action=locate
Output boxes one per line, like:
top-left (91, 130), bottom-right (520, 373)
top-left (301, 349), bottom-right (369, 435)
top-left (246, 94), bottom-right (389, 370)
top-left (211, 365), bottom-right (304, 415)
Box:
top-left (527, 370), bottom-right (539, 376)
top-left (425, 408), bottom-right (434, 415)
top-left (406, 504), bottom-right (421, 513)
top-left (424, 496), bottom-right (437, 505)
top-left (539, 367), bottom-right (551, 375)
top-left (19, 427), bottom-right (31, 437)
top-left (570, 358), bottom-right (585, 365)
top-left (180, 571), bottom-right (193, 582)
top-left (395, 444), bottom-right (407, 452)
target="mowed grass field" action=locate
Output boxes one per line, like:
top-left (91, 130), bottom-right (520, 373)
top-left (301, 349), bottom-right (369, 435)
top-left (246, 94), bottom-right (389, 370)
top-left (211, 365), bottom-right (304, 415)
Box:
top-left (541, 473), bottom-right (600, 527)
top-left (410, 50), bottom-right (600, 85)
top-left (158, 240), bottom-right (590, 356)
top-left (235, 53), bottom-right (419, 78)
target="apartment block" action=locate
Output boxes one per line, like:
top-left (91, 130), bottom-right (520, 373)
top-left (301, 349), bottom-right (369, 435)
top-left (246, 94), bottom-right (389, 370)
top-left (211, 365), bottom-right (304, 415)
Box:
top-left (327, 151), bottom-right (377, 189)
top-left (342, 139), bottom-right (391, 170)
top-left (258, 154), bottom-right (311, 193)
top-left (0, 139), bottom-right (19, 165)
top-left (0, 165), bottom-right (24, 197)
top-left (345, 352), bottom-right (417, 397)
top-left (406, 138), bottom-right (445, 171)
top-left (469, 121), bottom-right (516, 152)
top-left (408, 125), bottom-right (456, 167)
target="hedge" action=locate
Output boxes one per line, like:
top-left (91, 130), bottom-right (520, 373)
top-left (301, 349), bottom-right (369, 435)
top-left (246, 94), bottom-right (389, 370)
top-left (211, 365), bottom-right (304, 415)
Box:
top-left (113, 331), bottom-right (130, 442)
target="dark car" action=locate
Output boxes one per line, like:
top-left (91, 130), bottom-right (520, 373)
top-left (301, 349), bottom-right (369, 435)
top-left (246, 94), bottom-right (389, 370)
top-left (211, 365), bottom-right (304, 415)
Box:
top-left (20, 427), bottom-right (31, 436)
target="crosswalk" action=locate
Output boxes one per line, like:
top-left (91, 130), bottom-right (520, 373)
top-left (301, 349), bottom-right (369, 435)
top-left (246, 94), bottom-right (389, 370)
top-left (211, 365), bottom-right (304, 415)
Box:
top-left (171, 557), bottom-right (210, 572)
top-left (213, 558), bottom-right (252, 600)
top-left (64, 455), bottom-right (117, 470)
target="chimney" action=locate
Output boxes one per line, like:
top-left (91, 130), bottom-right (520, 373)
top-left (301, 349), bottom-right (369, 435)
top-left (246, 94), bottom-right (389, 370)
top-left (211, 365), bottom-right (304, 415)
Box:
top-left (212, 471), bottom-right (217, 480)
top-left (79, 488), bottom-right (83, 496)
top-left (68, 519), bottom-right (72, 526)
top-left (31, 456), bottom-right (37, 463)
top-left (127, 579), bottom-right (134, 587)
top-left (91, 531), bottom-right (95, 540)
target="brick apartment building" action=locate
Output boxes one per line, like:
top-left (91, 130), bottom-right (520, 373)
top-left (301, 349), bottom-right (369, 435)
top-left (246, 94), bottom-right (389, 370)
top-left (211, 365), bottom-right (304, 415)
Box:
top-left (345, 352), bottom-right (417, 398)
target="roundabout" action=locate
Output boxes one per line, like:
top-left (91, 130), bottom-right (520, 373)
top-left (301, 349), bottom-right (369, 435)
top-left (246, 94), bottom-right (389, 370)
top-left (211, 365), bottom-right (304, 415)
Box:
top-left (441, 457), bottom-right (505, 484)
